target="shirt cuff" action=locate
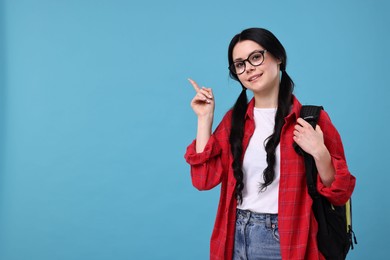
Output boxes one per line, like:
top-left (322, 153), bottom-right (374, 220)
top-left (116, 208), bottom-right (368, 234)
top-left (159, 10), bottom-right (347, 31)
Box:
top-left (317, 157), bottom-right (356, 206)
top-left (184, 135), bottom-right (222, 165)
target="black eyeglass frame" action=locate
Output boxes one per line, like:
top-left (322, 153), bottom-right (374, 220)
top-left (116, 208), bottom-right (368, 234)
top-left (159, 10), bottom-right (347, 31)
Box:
top-left (229, 50), bottom-right (267, 75)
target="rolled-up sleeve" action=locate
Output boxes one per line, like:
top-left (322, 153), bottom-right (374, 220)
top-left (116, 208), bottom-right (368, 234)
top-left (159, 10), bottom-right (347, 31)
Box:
top-left (184, 136), bottom-right (224, 190)
top-left (184, 112), bottom-right (232, 191)
top-left (185, 135), bottom-right (222, 165)
top-left (316, 111), bottom-right (356, 205)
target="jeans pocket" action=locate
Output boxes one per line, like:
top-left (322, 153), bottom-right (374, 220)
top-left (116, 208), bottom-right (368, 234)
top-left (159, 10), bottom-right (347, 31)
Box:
top-left (272, 226), bottom-right (280, 242)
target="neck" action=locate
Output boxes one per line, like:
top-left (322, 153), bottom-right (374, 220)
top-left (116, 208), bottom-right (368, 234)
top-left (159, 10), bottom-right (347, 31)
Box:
top-left (253, 86), bottom-right (279, 108)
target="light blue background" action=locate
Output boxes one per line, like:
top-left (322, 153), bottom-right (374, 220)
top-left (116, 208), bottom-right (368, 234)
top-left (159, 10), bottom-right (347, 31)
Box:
top-left (0, 0), bottom-right (389, 259)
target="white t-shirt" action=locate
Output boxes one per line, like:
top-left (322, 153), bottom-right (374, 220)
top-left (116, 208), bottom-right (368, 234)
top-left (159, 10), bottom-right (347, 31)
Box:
top-left (237, 107), bottom-right (280, 214)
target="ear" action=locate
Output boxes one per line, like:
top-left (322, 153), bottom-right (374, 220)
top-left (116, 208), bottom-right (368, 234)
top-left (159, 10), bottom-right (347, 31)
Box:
top-left (279, 60), bottom-right (286, 71)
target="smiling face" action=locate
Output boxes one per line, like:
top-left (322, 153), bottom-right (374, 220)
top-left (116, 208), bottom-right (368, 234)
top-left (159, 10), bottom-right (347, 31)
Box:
top-left (232, 40), bottom-right (282, 105)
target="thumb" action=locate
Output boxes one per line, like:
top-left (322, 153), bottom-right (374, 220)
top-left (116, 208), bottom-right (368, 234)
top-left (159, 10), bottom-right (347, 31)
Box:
top-left (315, 124), bottom-right (323, 134)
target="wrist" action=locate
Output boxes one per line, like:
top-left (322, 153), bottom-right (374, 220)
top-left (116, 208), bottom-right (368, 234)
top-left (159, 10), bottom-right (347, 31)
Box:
top-left (198, 113), bottom-right (214, 124)
top-left (312, 144), bottom-right (330, 162)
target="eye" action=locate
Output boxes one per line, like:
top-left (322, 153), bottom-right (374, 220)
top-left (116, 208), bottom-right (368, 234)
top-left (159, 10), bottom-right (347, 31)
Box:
top-left (234, 62), bottom-right (244, 69)
top-left (250, 54), bottom-right (262, 61)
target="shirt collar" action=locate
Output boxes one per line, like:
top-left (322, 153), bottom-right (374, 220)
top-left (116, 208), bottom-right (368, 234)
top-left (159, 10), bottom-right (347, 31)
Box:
top-left (245, 95), bottom-right (302, 121)
top-left (245, 98), bottom-right (256, 120)
top-left (288, 95), bottom-right (302, 121)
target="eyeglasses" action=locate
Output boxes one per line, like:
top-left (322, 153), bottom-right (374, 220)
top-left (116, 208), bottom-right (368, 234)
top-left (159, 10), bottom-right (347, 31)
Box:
top-left (229, 50), bottom-right (267, 75)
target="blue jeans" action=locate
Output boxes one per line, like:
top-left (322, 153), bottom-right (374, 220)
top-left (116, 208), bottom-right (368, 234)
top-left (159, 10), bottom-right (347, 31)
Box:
top-left (233, 209), bottom-right (281, 260)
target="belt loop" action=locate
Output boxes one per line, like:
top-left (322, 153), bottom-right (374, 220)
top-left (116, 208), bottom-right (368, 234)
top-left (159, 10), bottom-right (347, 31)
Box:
top-left (266, 214), bottom-right (271, 228)
top-left (243, 210), bottom-right (250, 226)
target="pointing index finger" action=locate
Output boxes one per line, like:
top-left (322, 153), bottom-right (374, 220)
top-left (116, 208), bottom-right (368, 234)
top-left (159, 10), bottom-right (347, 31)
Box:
top-left (188, 78), bottom-right (201, 92)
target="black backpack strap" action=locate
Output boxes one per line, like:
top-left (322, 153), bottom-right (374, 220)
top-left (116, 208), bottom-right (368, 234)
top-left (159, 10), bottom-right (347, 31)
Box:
top-left (300, 105), bottom-right (323, 128)
top-left (303, 152), bottom-right (319, 199)
top-left (294, 105), bottom-right (323, 199)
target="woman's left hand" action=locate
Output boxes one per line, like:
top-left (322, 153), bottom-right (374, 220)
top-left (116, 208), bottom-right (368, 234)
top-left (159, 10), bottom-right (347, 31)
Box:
top-left (293, 118), bottom-right (325, 157)
top-left (293, 117), bottom-right (336, 186)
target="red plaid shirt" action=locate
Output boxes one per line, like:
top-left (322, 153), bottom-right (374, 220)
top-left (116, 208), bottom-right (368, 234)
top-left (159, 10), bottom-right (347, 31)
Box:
top-left (184, 96), bottom-right (356, 260)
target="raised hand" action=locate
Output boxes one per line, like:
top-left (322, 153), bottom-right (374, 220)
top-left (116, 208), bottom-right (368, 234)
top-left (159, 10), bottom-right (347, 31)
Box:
top-left (188, 78), bottom-right (215, 118)
top-left (188, 78), bottom-right (215, 152)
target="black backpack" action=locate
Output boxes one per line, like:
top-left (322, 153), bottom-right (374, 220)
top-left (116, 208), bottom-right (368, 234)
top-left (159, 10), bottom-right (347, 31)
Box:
top-left (294, 105), bottom-right (357, 260)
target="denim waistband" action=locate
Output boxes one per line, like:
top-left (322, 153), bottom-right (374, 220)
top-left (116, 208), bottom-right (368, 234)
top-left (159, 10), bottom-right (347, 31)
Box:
top-left (236, 209), bottom-right (278, 226)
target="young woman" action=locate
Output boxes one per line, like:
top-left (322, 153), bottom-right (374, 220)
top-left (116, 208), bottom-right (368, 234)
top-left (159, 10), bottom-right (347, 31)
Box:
top-left (184, 28), bottom-right (355, 260)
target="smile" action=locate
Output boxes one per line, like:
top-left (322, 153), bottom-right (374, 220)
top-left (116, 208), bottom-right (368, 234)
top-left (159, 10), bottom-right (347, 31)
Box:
top-left (248, 73), bottom-right (262, 82)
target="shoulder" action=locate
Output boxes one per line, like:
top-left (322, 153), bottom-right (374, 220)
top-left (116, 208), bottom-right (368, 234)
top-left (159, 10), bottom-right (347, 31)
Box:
top-left (212, 109), bottom-right (233, 136)
top-left (219, 109), bottom-right (233, 126)
top-left (318, 109), bottom-right (334, 127)
top-left (317, 109), bottom-right (343, 143)
top-left (216, 97), bottom-right (255, 131)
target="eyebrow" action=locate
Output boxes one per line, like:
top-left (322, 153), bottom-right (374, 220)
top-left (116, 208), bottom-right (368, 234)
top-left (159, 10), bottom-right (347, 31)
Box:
top-left (233, 50), bottom-right (263, 62)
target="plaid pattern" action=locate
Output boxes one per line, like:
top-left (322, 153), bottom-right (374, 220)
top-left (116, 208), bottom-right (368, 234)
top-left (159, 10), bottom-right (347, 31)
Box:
top-left (184, 96), bottom-right (356, 260)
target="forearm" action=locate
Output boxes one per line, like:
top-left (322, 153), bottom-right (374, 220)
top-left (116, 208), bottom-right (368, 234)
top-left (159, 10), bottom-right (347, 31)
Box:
top-left (196, 114), bottom-right (213, 153)
top-left (312, 144), bottom-right (336, 187)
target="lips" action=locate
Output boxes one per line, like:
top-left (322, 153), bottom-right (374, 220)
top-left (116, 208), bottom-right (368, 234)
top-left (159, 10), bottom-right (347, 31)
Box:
top-left (248, 73), bottom-right (263, 82)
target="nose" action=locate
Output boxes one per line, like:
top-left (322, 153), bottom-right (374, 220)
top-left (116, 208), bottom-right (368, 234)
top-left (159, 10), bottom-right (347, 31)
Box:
top-left (245, 60), bottom-right (255, 73)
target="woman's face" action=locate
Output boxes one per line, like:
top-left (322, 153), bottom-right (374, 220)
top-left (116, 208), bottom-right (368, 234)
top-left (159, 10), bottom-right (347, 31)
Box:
top-left (232, 40), bottom-right (281, 97)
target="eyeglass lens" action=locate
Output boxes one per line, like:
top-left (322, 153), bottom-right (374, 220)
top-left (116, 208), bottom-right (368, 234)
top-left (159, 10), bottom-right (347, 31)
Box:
top-left (231, 51), bottom-right (265, 75)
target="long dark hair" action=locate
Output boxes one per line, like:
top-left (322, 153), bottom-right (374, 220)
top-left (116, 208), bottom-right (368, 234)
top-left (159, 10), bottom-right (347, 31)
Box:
top-left (228, 28), bottom-right (294, 204)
